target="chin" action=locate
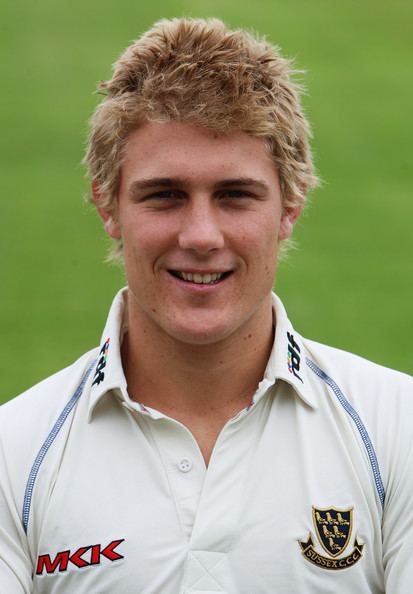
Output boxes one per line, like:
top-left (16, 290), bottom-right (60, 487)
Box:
top-left (167, 322), bottom-right (236, 347)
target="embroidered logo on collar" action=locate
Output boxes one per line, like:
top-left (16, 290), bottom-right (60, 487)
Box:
top-left (299, 507), bottom-right (364, 570)
top-left (287, 332), bottom-right (303, 383)
top-left (92, 338), bottom-right (110, 386)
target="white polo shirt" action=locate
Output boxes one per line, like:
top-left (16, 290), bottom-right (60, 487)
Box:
top-left (1, 288), bottom-right (412, 594)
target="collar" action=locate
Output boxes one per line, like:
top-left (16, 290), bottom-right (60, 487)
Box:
top-left (263, 293), bottom-right (317, 408)
top-left (87, 288), bottom-right (129, 420)
top-left (87, 289), bottom-right (317, 420)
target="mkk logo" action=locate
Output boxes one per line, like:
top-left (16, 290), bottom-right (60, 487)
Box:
top-left (36, 538), bottom-right (125, 575)
top-left (92, 338), bottom-right (110, 386)
top-left (287, 332), bottom-right (303, 383)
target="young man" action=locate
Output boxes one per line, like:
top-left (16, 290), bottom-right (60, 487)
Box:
top-left (1, 17), bottom-right (412, 594)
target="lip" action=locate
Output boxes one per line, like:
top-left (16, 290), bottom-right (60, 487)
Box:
top-left (166, 269), bottom-right (233, 291)
top-left (168, 268), bottom-right (232, 274)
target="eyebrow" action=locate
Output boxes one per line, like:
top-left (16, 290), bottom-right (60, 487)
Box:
top-left (214, 178), bottom-right (269, 192)
top-left (129, 177), bottom-right (270, 195)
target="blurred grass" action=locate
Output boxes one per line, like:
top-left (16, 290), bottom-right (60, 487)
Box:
top-left (1, 0), bottom-right (412, 403)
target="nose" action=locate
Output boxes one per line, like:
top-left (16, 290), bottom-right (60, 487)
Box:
top-left (178, 198), bottom-right (225, 254)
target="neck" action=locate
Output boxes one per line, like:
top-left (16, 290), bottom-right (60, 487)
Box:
top-left (122, 294), bottom-right (274, 419)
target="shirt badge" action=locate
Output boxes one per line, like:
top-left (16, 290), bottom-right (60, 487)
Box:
top-left (92, 338), bottom-right (110, 387)
top-left (299, 506), bottom-right (364, 570)
top-left (287, 332), bottom-right (303, 383)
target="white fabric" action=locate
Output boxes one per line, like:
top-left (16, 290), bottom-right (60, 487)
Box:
top-left (0, 288), bottom-right (412, 593)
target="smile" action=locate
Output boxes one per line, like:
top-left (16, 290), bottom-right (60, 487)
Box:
top-left (169, 271), bottom-right (232, 285)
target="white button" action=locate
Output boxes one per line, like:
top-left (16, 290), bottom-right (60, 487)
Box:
top-left (178, 457), bottom-right (193, 472)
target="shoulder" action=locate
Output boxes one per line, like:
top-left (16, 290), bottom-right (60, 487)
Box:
top-left (1, 349), bottom-right (98, 416)
top-left (0, 349), bottom-right (98, 456)
top-left (0, 349), bottom-right (99, 515)
top-left (303, 338), bottom-right (413, 405)
top-left (303, 338), bottom-right (413, 490)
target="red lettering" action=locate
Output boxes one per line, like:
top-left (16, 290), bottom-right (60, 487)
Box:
top-left (101, 539), bottom-right (125, 561)
top-left (69, 546), bottom-right (90, 568)
top-left (36, 539), bottom-right (124, 575)
top-left (36, 551), bottom-right (70, 575)
top-left (90, 544), bottom-right (101, 565)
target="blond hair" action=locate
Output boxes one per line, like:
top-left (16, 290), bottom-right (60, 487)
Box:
top-left (84, 17), bottom-right (318, 258)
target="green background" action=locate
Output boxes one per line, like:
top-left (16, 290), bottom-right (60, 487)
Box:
top-left (1, 0), bottom-right (412, 403)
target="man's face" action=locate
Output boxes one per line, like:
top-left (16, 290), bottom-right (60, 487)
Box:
top-left (98, 121), bottom-right (300, 346)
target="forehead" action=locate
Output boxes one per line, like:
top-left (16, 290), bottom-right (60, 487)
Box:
top-left (121, 121), bottom-right (278, 186)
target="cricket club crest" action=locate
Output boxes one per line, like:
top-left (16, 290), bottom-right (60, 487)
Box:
top-left (313, 507), bottom-right (352, 557)
top-left (299, 506), bottom-right (364, 570)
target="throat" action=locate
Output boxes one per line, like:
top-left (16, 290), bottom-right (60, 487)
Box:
top-left (122, 289), bottom-right (274, 427)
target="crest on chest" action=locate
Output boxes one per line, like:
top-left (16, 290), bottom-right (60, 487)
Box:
top-left (299, 506), bottom-right (364, 570)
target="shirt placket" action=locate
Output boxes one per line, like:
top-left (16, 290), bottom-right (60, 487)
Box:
top-left (145, 415), bottom-right (207, 541)
top-left (181, 397), bottom-right (272, 593)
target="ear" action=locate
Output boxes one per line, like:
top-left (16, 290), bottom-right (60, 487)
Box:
top-left (279, 206), bottom-right (302, 241)
top-left (91, 181), bottom-right (121, 240)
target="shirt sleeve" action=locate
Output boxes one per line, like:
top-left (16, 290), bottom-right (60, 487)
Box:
top-left (382, 430), bottom-right (413, 593)
top-left (0, 435), bottom-right (33, 593)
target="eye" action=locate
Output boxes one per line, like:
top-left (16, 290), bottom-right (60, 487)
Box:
top-left (141, 190), bottom-right (184, 209)
top-left (221, 190), bottom-right (252, 198)
top-left (147, 190), bottom-right (176, 199)
top-left (218, 189), bottom-right (256, 207)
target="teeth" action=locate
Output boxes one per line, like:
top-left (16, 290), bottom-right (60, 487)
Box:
top-left (178, 271), bottom-right (225, 284)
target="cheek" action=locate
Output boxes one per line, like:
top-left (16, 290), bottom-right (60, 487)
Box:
top-left (120, 233), bottom-right (151, 281)
top-left (236, 215), bottom-right (279, 253)
top-left (121, 214), bottom-right (170, 255)
top-left (235, 220), bottom-right (279, 283)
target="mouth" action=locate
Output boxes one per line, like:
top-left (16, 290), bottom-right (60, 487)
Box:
top-left (168, 270), bottom-right (232, 285)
